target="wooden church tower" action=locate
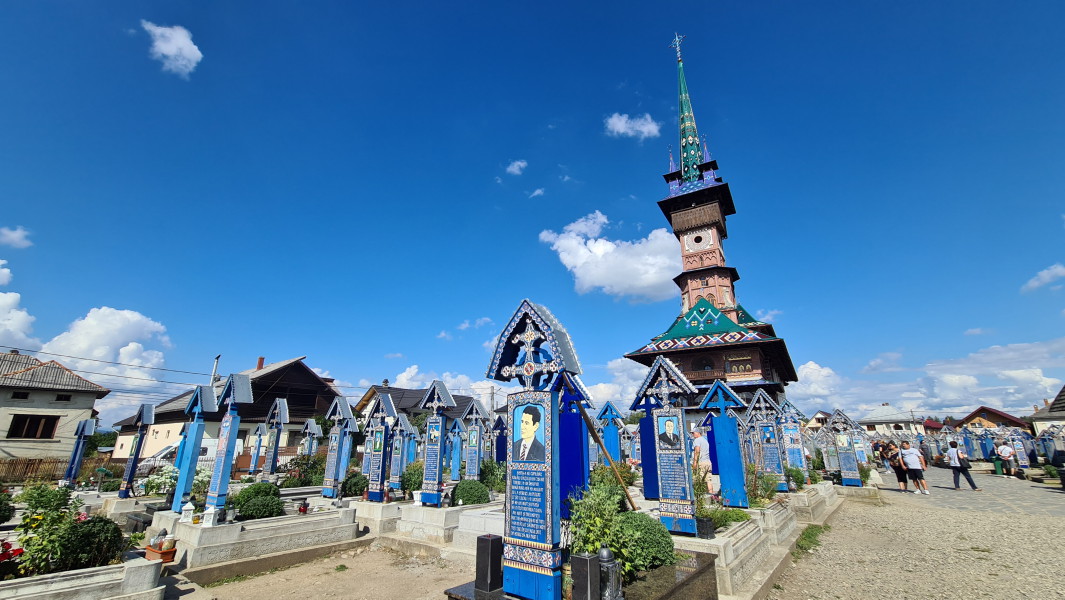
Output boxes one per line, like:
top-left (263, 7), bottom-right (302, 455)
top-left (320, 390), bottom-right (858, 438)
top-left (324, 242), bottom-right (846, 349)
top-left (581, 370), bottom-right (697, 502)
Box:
top-left (625, 35), bottom-right (797, 404)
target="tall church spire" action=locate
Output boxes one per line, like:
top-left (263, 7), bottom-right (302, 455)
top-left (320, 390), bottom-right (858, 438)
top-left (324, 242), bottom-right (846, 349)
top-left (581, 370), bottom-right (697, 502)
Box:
top-left (671, 33), bottom-right (703, 183)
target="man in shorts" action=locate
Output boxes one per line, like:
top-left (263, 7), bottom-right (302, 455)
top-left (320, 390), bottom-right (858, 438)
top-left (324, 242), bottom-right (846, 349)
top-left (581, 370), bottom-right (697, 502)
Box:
top-left (996, 440), bottom-right (1016, 478)
top-left (899, 441), bottom-right (930, 495)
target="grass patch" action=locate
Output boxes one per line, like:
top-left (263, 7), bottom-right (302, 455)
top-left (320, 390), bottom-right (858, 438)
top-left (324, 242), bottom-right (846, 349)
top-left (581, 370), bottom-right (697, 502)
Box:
top-left (335, 564), bottom-right (348, 572)
top-left (792, 524), bottom-right (831, 559)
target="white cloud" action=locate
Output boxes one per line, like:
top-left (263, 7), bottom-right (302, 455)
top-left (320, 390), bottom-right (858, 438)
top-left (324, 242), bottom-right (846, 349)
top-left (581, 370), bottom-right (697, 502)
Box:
top-left (141, 20), bottom-right (203, 79)
top-left (494, 176), bottom-right (503, 184)
top-left (529, 188), bottom-right (545, 198)
top-left (0, 226), bottom-right (32, 249)
top-left (539, 211), bottom-right (680, 302)
top-left (437, 330), bottom-right (452, 341)
top-left (560, 175), bottom-right (572, 182)
top-left (0, 292), bottom-right (41, 350)
top-left (1020, 263), bottom-right (1065, 292)
top-left (392, 364), bottom-right (518, 410)
top-left (475, 317), bottom-right (493, 328)
top-left (604, 112), bottom-right (661, 140)
top-left (584, 358), bottom-right (649, 415)
top-left (755, 309), bottom-right (782, 323)
top-left (384, 353), bottom-right (404, 359)
top-left (787, 361), bottom-right (843, 407)
top-left (862, 352), bottom-right (903, 373)
top-left (457, 320), bottom-right (471, 331)
top-left (506, 160), bottom-right (528, 175)
top-left (0, 260), bottom-right (11, 286)
top-left (964, 328), bottom-right (986, 336)
top-left (483, 334), bottom-right (500, 353)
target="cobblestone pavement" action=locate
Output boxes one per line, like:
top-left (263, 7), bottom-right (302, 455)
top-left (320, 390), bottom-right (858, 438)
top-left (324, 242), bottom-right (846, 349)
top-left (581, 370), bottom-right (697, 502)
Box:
top-left (881, 464), bottom-right (1065, 516)
top-left (765, 466), bottom-right (1065, 600)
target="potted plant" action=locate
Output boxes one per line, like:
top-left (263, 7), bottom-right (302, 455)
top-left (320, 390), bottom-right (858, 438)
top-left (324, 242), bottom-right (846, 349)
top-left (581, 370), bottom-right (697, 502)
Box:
top-left (692, 464), bottom-right (715, 539)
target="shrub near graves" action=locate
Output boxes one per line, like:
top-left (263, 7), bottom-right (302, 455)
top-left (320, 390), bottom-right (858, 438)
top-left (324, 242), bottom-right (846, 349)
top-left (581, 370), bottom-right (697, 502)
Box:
top-left (283, 453), bottom-right (326, 487)
top-left (342, 472), bottom-right (369, 497)
top-left (590, 462), bottom-right (637, 488)
top-left (610, 511), bottom-right (677, 582)
top-left (479, 459), bottom-right (506, 493)
top-left (231, 482), bottom-right (280, 513)
top-left (239, 496), bottom-right (285, 520)
top-left (784, 466), bottom-right (807, 491)
top-left (401, 460), bottom-right (424, 495)
top-left (452, 480), bottom-right (490, 506)
top-left (569, 484), bottom-right (622, 556)
top-left (0, 491), bottom-right (14, 523)
top-left (53, 516), bottom-right (125, 572)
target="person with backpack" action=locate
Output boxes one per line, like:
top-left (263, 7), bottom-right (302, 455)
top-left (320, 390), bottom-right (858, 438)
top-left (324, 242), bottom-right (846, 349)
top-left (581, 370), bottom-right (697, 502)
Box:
top-left (996, 440), bottom-right (1016, 478)
top-left (946, 441), bottom-right (981, 491)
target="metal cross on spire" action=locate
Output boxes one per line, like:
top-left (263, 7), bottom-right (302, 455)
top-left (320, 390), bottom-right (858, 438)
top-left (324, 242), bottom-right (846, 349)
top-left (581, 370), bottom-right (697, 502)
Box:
top-left (670, 33), bottom-right (685, 62)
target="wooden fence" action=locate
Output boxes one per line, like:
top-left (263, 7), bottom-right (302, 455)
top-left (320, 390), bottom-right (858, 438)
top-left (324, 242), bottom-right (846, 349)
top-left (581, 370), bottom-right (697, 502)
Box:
top-left (0, 457), bottom-right (128, 485)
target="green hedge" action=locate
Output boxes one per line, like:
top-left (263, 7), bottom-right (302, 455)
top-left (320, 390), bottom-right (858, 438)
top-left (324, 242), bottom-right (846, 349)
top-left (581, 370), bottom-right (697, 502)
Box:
top-left (402, 460), bottom-right (424, 494)
top-left (342, 472), bottom-right (369, 497)
top-left (611, 511), bottom-right (677, 582)
top-left (239, 496), bottom-right (285, 520)
top-left (452, 480), bottom-right (490, 506)
top-left (231, 482), bottom-right (280, 512)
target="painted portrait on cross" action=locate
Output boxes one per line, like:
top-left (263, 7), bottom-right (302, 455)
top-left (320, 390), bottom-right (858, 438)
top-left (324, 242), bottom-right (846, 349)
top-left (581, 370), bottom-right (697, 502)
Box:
top-left (512, 404), bottom-right (545, 462)
top-left (657, 416), bottom-right (682, 449)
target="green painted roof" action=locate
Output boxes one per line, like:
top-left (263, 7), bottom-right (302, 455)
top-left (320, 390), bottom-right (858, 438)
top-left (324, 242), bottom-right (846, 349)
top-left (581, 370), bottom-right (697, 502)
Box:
top-left (677, 58), bottom-right (703, 183)
top-left (735, 304), bottom-right (766, 326)
top-left (655, 298), bottom-right (749, 341)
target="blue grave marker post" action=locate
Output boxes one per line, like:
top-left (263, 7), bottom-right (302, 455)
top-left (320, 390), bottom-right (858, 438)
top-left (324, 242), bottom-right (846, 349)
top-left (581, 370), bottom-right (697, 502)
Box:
top-left (364, 392), bottom-right (397, 502)
top-left (389, 414), bottom-right (416, 492)
top-left (119, 403), bottom-right (155, 499)
top-left (825, 410), bottom-right (862, 487)
top-left (554, 371), bottom-right (591, 513)
top-left (640, 361), bottom-right (699, 535)
top-left (62, 419), bottom-right (96, 488)
top-left (596, 402), bottom-right (623, 464)
top-left (204, 374), bottom-right (254, 526)
top-left (1010, 431), bottom-right (1031, 469)
top-left (493, 416), bottom-right (508, 463)
top-left (486, 301), bottom-right (586, 600)
top-left (461, 399), bottom-right (490, 481)
top-left (261, 398), bottom-right (289, 480)
top-left (631, 357), bottom-right (698, 503)
top-left (171, 379), bottom-right (220, 512)
top-left (418, 380), bottom-right (457, 506)
top-left (778, 411), bottom-right (808, 478)
top-left (743, 389), bottom-right (788, 492)
top-left (698, 380), bottom-right (750, 508)
top-left (299, 419), bottom-right (322, 456)
top-left (321, 397), bottom-right (355, 499)
top-left (448, 419), bottom-right (466, 481)
top-left (248, 424), bottom-right (267, 476)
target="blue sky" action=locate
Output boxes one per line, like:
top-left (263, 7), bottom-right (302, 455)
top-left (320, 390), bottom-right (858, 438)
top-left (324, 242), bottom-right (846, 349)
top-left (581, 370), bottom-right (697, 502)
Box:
top-left (1, 2), bottom-right (1063, 427)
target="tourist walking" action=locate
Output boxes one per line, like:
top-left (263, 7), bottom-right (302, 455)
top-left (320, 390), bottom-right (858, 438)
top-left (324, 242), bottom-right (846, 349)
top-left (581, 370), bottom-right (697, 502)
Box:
top-left (918, 439), bottom-right (933, 465)
top-left (879, 441), bottom-right (893, 473)
top-left (885, 443), bottom-right (910, 492)
top-left (690, 429), bottom-right (713, 493)
top-left (996, 440), bottom-right (1016, 478)
top-left (946, 441), bottom-right (981, 491)
top-left (900, 441), bottom-right (931, 495)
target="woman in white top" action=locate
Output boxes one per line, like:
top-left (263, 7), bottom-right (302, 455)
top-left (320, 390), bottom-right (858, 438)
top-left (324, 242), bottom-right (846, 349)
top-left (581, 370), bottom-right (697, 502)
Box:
top-left (946, 441), bottom-right (981, 491)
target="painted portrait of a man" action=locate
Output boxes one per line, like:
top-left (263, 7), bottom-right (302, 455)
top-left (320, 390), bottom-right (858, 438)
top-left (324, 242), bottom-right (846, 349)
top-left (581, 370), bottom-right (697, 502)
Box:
top-left (657, 416), bottom-right (681, 449)
top-left (512, 404), bottom-right (545, 462)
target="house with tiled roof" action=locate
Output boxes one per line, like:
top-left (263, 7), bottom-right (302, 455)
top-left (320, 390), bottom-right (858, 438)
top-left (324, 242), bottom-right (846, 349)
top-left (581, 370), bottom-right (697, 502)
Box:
top-left (112, 356), bottom-right (342, 460)
top-left (857, 403), bottom-right (925, 436)
top-left (353, 382), bottom-right (478, 427)
top-left (0, 349), bottom-right (110, 459)
top-left (955, 405), bottom-right (1031, 433)
top-left (1030, 385), bottom-right (1065, 435)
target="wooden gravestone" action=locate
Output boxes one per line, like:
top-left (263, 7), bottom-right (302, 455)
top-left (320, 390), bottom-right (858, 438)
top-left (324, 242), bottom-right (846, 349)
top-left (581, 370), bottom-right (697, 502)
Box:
top-left (204, 374), bottom-right (254, 525)
top-left (261, 398), bottom-right (289, 480)
top-left (486, 300), bottom-right (584, 600)
top-left (419, 380), bottom-right (457, 506)
top-left (697, 380), bottom-right (750, 508)
top-left (248, 424), bottom-right (267, 476)
top-left (631, 356), bottom-right (697, 507)
top-left (744, 389), bottom-right (787, 492)
top-left (553, 370), bottom-right (592, 516)
top-left (119, 403), bottom-right (155, 499)
top-left (493, 416), bottom-right (508, 463)
top-left (777, 409), bottom-right (808, 474)
top-left (825, 410), bottom-right (862, 487)
top-left (300, 419), bottom-right (322, 456)
top-left (596, 402), bottom-right (623, 464)
top-left (321, 396), bottom-right (355, 499)
top-left (171, 384), bottom-right (218, 512)
top-left (462, 399), bottom-right (491, 481)
top-left (62, 419), bottom-right (96, 488)
top-left (389, 413), bottom-right (417, 492)
top-left (364, 392), bottom-right (397, 502)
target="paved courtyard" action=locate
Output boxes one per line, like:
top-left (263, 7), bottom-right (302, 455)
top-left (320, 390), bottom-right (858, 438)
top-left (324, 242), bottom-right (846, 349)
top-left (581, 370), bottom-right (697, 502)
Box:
top-left (767, 465), bottom-right (1065, 600)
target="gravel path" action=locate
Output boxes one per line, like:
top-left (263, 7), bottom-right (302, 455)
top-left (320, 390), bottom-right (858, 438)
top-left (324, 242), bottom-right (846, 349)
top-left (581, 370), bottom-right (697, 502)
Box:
top-left (766, 467), bottom-right (1065, 600)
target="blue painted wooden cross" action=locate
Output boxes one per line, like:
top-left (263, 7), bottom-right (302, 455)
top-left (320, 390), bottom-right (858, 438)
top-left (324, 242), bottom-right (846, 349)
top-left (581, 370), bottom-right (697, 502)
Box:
top-left (171, 382), bottom-right (218, 512)
top-left (595, 401), bottom-right (623, 463)
top-left (461, 399), bottom-right (490, 481)
top-left (204, 374), bottom-right (254, 524)
top-left (697, 380), bottom-right (750, 508)
top-left (119, 403), bottom-right (155, 499)
top-left (62, 418), bottom-right (96, 488)
top-left (418, 380), bottom-right (456, 506)
top-left (248, 424), bottom-right (267, 476)
top-left (261, 398), bottom-right (289, 480)
top-left (299, 418), bottom-right (322, 456)
top-left (364, 392), bottom-right (397, 501)
top-left (321, 396), bottom-right (355, 498)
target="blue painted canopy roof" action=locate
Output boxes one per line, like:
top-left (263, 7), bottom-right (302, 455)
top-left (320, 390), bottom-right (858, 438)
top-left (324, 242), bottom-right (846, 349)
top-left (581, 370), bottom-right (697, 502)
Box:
top-left (486, 299), bottom-right (582, 382)
top-left (419, 380), bottom-right (457, 411)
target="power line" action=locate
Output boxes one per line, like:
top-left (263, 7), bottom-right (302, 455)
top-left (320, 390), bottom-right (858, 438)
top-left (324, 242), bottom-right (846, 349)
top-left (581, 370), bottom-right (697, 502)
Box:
top-left (6, 346), bottom-right (211, 376)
